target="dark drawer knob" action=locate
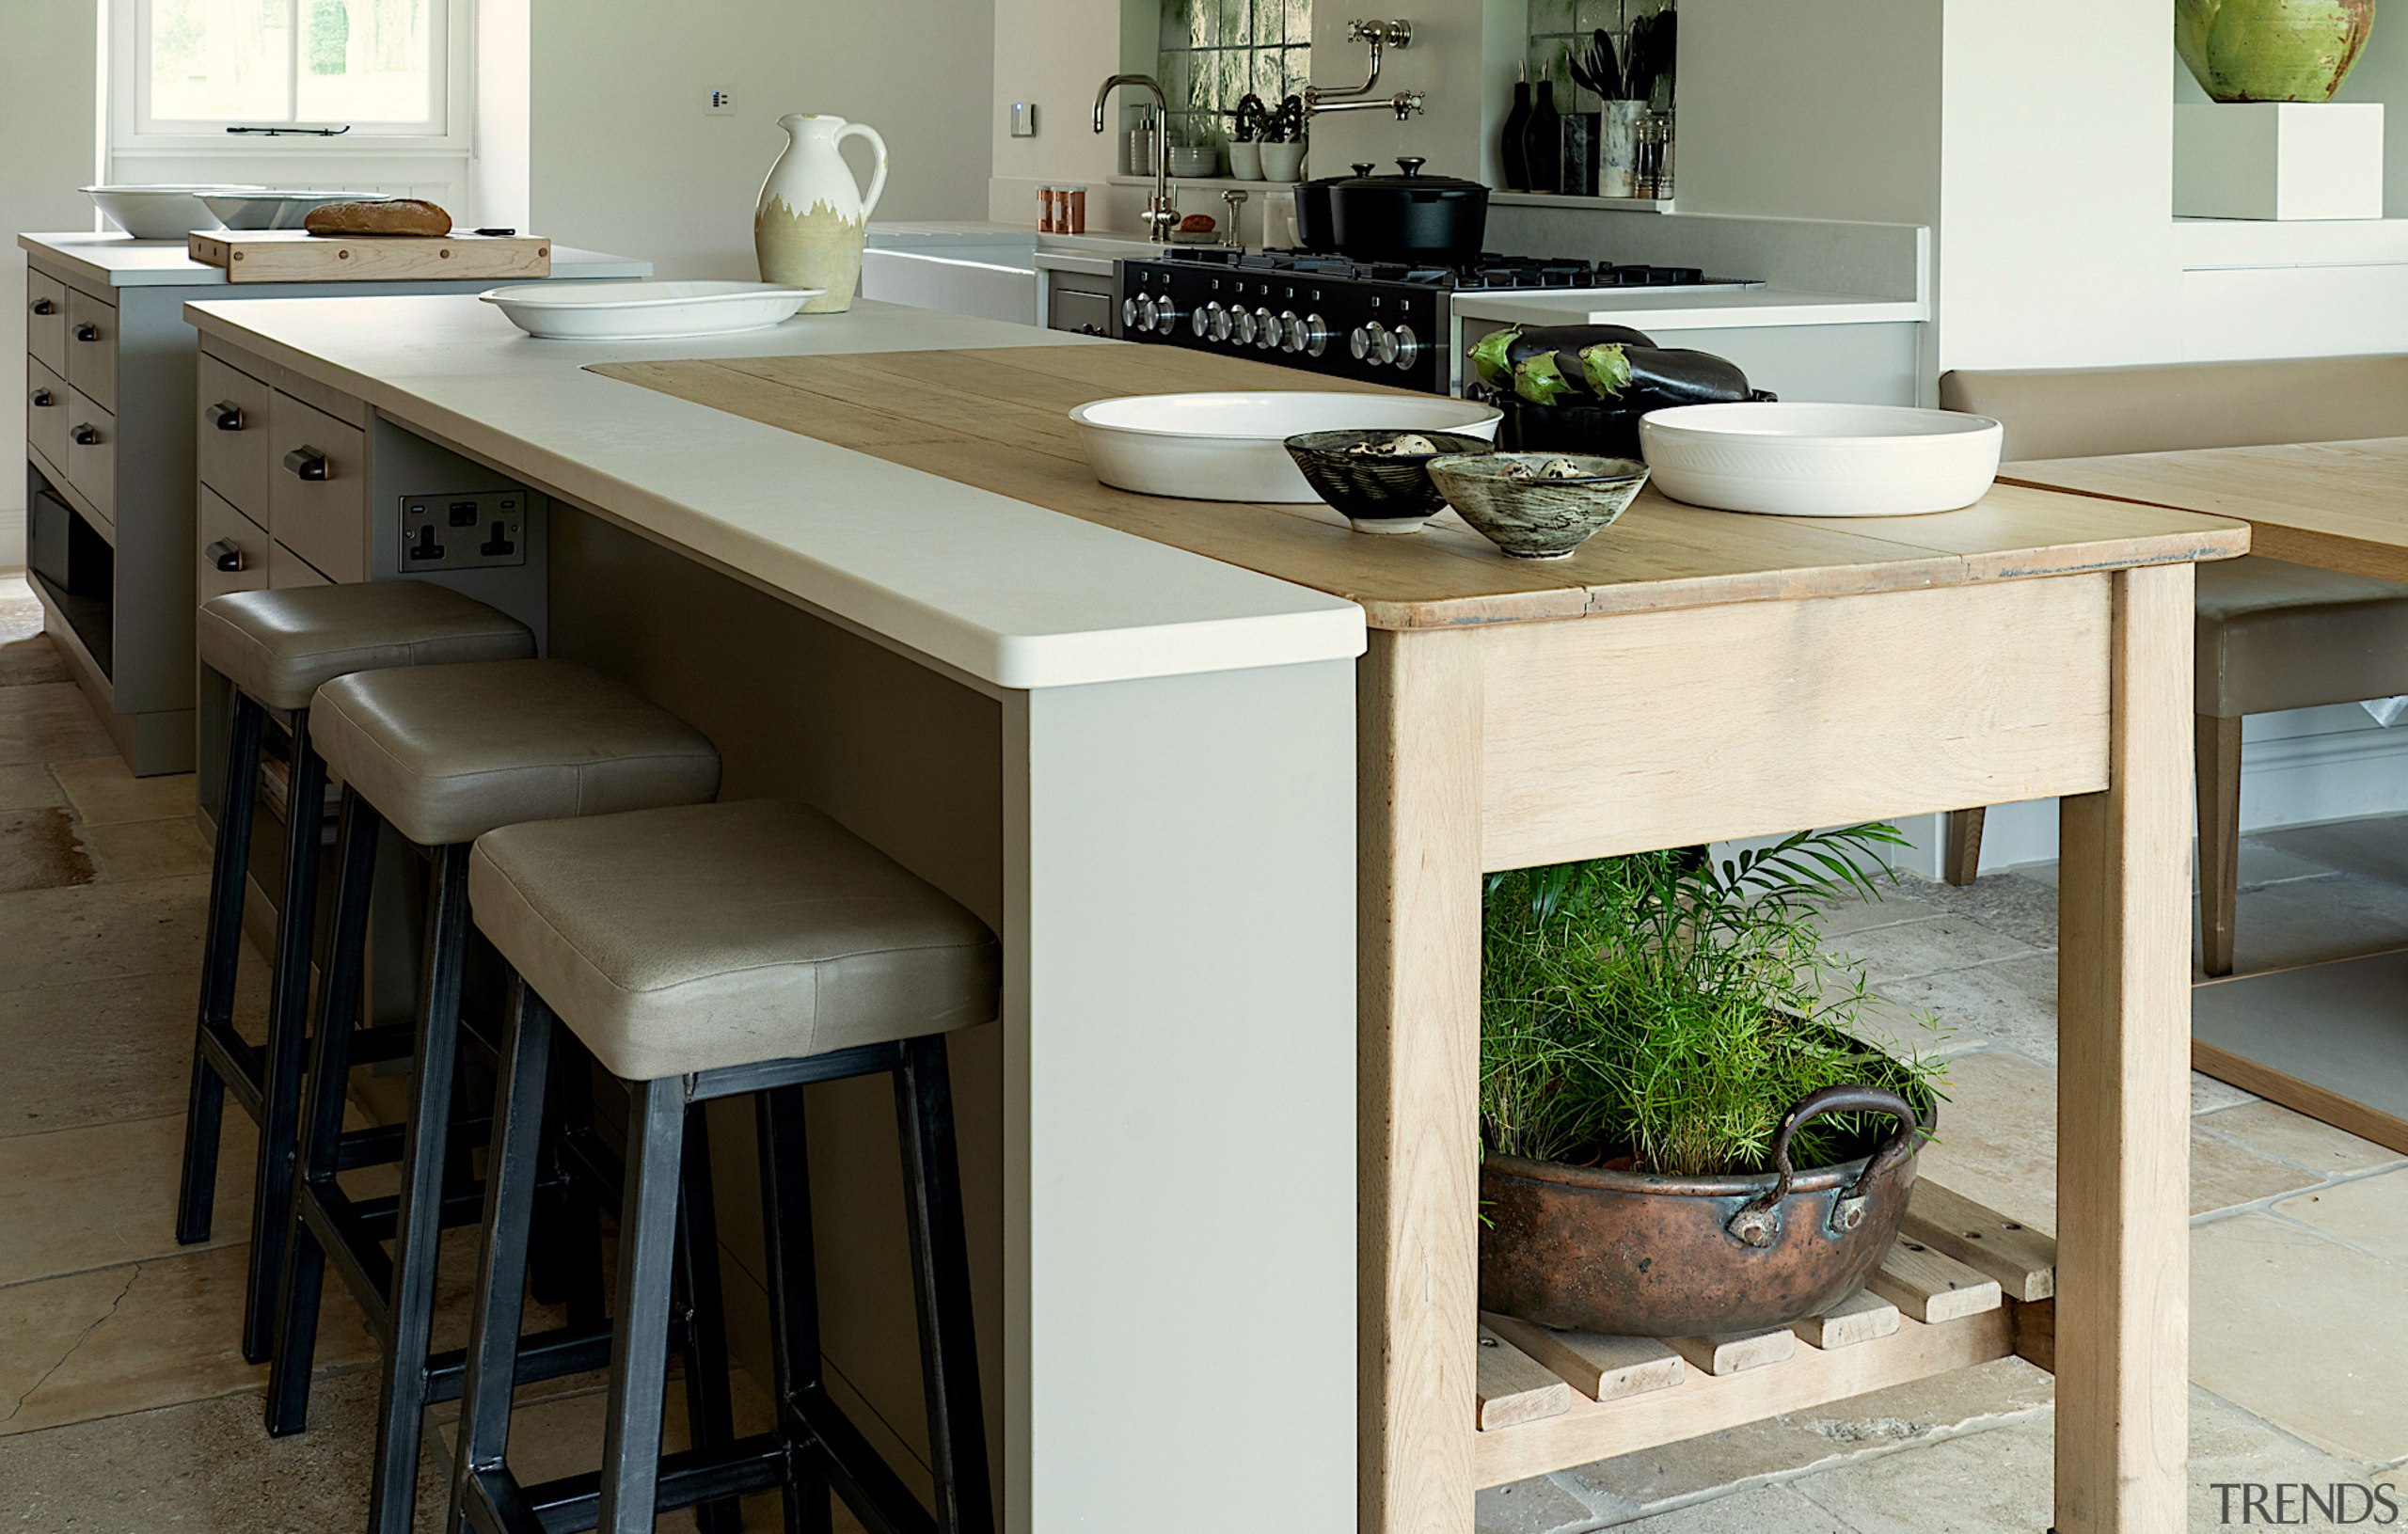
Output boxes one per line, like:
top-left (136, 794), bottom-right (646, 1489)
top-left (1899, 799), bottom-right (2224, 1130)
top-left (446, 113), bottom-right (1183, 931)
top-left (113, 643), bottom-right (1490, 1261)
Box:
top-left (73, 323), bottom-right (100, 342)
top-left (29, 297), bottom-right (56, 316)
top-left (211, 401), bottom-right (245, 431)
top-left (283, 446), bottom-right (328, 482)
top-left (204, 538), bottom-right (247, 574)
top-left (29, 388), bottom-right (54, 408)
top-left (71, 423), bottom-right (101, 446)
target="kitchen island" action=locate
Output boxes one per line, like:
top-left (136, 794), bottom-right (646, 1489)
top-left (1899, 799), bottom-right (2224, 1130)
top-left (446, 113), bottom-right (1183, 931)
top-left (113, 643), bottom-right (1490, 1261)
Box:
top-left (182, 291), bottom-right (2244, 1534)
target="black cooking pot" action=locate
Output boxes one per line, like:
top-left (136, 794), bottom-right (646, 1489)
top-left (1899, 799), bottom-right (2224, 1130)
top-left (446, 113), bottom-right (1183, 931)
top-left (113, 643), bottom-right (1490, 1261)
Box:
top-left (1291, 162), bottom-right (1371, 254)
top-left (1327, 157), bottom-right (1490, 262)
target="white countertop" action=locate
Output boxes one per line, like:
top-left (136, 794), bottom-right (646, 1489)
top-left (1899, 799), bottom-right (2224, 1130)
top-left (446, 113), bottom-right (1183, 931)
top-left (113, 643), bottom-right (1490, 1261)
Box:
top-left (1449, 285), bottom-right (1927, 331)
top-left (20, 231), bottom-right (653, 289)
top-left (182, 293), bottom-right (1364, 690)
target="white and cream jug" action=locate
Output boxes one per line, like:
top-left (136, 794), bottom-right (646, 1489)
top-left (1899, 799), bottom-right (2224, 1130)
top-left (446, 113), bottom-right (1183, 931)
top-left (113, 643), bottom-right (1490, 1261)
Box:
top-left (754, 113), bottom-right (889, 313)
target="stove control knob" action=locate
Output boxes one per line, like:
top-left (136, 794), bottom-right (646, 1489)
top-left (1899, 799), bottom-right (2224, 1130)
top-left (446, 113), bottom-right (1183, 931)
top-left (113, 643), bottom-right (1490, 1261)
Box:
top-left (1350, 321), bottom-right (1386, 362)
top-left (1123, 294), bottom-right (1145, 330)
top-left (1205, 302), bottom-right (1233, 342)
top-left (1232, 306), bottom-right (1259, 346)
top-left (1151, 300), bottom-right (1183, 336)
top-left (1191, 304), bottom-right (1214, 340)
top-left (1137, 294), bottom-right (1165, 333)
top-left (1283, 311), bottom-right (1330, 357)
top-left (1252, 306), bottom-right (1281, 350)
top-left (1387, 324), bottom-right (1421, 369)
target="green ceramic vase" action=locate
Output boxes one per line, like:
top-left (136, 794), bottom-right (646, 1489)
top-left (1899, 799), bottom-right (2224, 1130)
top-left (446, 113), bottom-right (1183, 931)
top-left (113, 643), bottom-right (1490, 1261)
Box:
top-left (2178, 0), bottom-right (2377, 102)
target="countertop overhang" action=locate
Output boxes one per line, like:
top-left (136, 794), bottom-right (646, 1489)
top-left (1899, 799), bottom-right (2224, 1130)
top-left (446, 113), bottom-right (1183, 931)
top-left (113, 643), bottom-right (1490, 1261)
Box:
top-left (1447, 285), bottom-right (1927, 331)
top-left (22, 230), bottom-right (654, 289)
top-left (181, 293), bottom-right (1366, 691)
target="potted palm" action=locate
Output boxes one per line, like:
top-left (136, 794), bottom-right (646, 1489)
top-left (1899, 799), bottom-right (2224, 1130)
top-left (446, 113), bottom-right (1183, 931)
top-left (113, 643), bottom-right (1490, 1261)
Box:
top-left (1479, 827), bottom-right (1946, 1337)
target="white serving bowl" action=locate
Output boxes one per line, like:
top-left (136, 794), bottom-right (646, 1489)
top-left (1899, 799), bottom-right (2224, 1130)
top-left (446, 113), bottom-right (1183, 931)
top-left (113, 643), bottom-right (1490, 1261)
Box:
top-left (1639, 402), bottom-right (2004, 517)
top-left (1069, 392), bottom-right (1503, 502)
top-left (480, 280), bottom-right (821, 340)
top-left (84, 184), bottom-right (258, 240)
top-left (200, 190), bottom-right (389, 230)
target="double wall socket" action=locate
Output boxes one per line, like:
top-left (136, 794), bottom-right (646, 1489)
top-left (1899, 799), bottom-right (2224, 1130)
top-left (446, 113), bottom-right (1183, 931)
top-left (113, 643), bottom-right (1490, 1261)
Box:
top-left (399, 491), bottom-right (527, 572)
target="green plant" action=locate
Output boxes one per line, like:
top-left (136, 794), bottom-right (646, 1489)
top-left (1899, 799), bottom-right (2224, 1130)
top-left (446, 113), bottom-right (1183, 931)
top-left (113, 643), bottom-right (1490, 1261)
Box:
top-left (1479, 825), bottom-right (1946, 1178)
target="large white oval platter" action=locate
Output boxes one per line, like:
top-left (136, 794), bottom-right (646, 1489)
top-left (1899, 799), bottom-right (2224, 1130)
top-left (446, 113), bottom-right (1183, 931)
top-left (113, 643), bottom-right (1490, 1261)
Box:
top-left (1069, 391), bottom-right (1502, 502)
top-left (480, 280), bottom-right (822, 340)
top-left (1640, 402), bottom-right (2004, 517)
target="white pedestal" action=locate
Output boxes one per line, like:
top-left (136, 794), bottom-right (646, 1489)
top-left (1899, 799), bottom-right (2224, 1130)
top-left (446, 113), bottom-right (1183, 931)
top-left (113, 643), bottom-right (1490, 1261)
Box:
top-left (2175, 102), bottom-right (2385, 221)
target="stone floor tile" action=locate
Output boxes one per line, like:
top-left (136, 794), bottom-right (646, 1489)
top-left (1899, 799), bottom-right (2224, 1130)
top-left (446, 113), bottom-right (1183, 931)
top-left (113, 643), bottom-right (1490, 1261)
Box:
top-left (1887, 871), bottom-right (2061, 953)
top-left (1608, 1484), bottom-right (1859, 1532)
top-left (2191, 1214), bottom-right (2408, 1463)
top-left (0, 872), bottom-right (211, 994)
top-left (80, 814), bottom-right (212, 882)
top-left (0, 1370), bottom-right (454, 1534)
top-left (1479, 1475), bottom-right (1606, 1534)
top-left (0, 682), bottom-right (115, 767)
top-left (2236, 832), bottom-right (2366, 890)
top-left (0, 1113), bottom-right (255, 1286)
top-left (2193, 1071), bottom-right (2262, 1115)
top-left (0, 632), bottom-right (70, 688)
top-left (1830, 992), bottom-right (1977, 1065)
top-left (0, 760), bottom-right (66, 811)
top-left (2191, 1127), bottom-right (2330, 1216)
top-left (1874, 956), bottom-right (2059, 1065)
top-left (2255, 814), bottom-right (2408, 891)
top-left (1809, 884), bottom-right (1942, 939)
top-left (2219, 872), bottom-right (2408, 976)
top-left (1782, 1410), bottom-right (2052, 1532)
top-left (2204, 1101), bottom-right (2405, 1177)
top-left (2274, 1168), bottom-right (2408, 1268)
top-left (0, 958), bottom-right (268, 1137)
top-left (1829, 918), bottom-right (2039, 988)
top-left (49, 755), bottom-right (198, 828)
top-left (0, 1243), bottom-right (375, 1437)
top-left (0, 803), bottom-right (95, 893)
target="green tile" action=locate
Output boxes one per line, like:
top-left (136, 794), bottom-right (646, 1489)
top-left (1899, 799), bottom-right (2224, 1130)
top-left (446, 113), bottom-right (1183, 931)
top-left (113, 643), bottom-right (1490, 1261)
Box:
top-left (1530, 0), bottom-right (1576, 39)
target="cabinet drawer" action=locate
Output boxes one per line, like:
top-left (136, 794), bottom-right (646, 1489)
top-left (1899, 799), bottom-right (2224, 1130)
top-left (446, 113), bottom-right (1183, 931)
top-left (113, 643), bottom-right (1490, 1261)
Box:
top-left (269, 539), bottom-right (332, 591)
top-left (268, 391), bottom-right (367, 585)
top-left (25, 272), bottom-right (66, 376)
top-left (198, 487), bottom-right (271, 605)
top-left (1049, 285), bottom-right (1116, 337)
top-left (197, 355), bottom-right (274, 519)
top-left (64, 287), bottom-right (118, 412)
top-left (65, 387), bottom-right (115, 530)
top-left (26, 357), bottom-right (68, 474)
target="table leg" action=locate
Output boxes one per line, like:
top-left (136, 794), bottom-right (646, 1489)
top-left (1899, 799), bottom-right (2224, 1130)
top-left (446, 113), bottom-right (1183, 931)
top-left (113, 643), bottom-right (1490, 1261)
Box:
top-left (2054, 562), bottom-right (2194, 1534)
top-left (1359, 629), bottom-right (1485, 1534)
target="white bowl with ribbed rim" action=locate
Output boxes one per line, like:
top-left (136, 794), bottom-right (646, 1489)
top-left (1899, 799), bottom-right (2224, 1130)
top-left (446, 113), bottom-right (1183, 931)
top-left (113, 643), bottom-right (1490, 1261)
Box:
top-left (480, 280), bottom-right (821, 340)
top-left (1640, 402), bottom-right (2004, 517)
top-left (1069, 392), bottom-right (1502, 502)
top-left (84, 184), bottom-right (261, 240)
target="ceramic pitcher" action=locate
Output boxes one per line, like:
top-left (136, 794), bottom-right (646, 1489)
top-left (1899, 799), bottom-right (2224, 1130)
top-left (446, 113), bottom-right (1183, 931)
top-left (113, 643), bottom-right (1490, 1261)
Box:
top-left (754, 113), bottom-right (889, 313)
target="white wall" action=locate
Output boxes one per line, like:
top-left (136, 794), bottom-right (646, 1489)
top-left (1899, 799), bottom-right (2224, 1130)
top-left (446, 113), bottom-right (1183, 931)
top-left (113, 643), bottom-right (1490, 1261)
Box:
top-left (2, 3), bottom-right (102, 568)
top-left (529, 0), bottom-right (997, 279)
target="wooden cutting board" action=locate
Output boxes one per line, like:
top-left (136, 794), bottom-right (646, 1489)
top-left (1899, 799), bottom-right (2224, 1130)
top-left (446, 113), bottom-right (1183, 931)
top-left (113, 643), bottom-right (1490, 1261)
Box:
top-left (188, 229), bottom-right (552, 283)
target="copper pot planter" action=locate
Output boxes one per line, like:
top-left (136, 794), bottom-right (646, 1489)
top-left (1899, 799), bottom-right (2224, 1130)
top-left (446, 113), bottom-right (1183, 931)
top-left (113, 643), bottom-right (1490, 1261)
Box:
top-left (1479, 1083), bottom-right (1933, 1338)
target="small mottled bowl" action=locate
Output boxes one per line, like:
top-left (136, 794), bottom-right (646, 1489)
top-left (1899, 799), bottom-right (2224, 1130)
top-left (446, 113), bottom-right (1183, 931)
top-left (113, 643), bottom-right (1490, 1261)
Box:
top-left (1426, 452), bottom-right (1651, 559)
top-left (1283, 430), bottom-right (1498, 534)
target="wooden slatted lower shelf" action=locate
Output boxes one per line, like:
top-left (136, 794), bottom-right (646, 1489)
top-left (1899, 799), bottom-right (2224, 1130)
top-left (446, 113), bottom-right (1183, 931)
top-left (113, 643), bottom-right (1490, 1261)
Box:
top-left (1471, 1182), bottom-right (2056, 1488)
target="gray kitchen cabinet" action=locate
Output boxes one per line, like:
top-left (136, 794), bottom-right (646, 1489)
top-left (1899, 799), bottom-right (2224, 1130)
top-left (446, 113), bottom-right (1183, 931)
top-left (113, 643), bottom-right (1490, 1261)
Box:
top-left (1045, 266), bottom-right (1120, 338)
top-left (17, 232), bottom-right (648, 775)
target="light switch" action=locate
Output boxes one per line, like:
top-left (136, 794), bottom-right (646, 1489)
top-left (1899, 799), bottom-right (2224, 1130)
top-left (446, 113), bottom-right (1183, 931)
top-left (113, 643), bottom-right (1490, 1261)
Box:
top-left (1010, 101), bottom-right (1038, 137)
top-left (706, 88), bottom-right (737, 116)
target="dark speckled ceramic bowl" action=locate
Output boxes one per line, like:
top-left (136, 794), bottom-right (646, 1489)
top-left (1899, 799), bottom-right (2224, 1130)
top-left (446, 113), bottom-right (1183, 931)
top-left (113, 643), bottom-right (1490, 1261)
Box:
top-left (1284, 430), bottom-right (1498, 534)
top-left (1427, 452), bottom-right (1651, 559)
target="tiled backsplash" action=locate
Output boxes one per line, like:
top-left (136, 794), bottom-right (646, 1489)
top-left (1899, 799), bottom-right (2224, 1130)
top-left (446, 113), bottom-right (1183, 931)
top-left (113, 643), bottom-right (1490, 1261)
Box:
top-left (1155, 0), bottom-right (1312, 149)
top-left (1527, 0), bottom-right (1673, 112)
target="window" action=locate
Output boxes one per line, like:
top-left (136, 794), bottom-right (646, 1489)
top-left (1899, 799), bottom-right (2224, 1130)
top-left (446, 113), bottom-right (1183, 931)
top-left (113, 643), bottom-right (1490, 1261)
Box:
top-left (1156, 0), bottom-right (1311, 149)
top-left (121, 0), bottom-right (463, 142)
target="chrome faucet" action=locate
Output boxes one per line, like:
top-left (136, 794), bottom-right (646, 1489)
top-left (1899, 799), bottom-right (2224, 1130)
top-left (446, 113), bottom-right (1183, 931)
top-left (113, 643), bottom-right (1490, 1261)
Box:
top-left (1304, 19), bottom-right (1426, 120)
top-left (1093, 73), bottom-right (1179, 244)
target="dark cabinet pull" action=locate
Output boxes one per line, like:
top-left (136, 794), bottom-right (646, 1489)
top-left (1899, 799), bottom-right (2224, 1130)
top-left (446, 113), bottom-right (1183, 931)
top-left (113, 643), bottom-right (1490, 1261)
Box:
top-left (29, 297), bottom-right (56, 316)
top-left (73, 322), bottom-right (100, 342)
top-left (283, 446), bottom-right (328, 482)
top-left (71, 423), bottom-right (100, 447)
top-left (204, 539), bottom-right (247, 574)
top-left (28, 388), bottom-right (54, 408)
top-left (211, 401), bottom-right (244, 431)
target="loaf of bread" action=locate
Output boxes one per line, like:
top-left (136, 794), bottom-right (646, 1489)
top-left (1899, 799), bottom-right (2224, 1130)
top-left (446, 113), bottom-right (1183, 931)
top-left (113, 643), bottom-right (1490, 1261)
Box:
top-left (303, 198), bottom-right (453, 237)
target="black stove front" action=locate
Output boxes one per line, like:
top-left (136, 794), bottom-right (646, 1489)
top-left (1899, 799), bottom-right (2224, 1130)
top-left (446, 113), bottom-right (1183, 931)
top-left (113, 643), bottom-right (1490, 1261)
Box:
top-left (1114, 247), bottom-right (1722, 395)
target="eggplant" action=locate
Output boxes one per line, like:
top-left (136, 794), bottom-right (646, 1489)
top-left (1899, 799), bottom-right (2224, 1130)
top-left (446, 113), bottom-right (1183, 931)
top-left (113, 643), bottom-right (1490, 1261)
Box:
top-left (1578, 342), bottom-right (1755, 408)
top-left (1467, 324), bottom-right (1656, 391)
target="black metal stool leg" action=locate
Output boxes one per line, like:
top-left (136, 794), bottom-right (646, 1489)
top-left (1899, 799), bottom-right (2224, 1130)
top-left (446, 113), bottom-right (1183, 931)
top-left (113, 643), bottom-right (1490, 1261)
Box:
top-left (176, 691), bottom-right (263, 1246)
top-left (895, 1036), bottom-right (993, 1534)
top-left (242, 712), bottom-right (324, 1364)
top-left (758, 1085), bottom-right (832, 1534)
top-left (598, 1077), bottom-right (688, 1534)
top-left (449, 977), bottom-right (556, 1534)
top-left (545, 1051), bottom-right (610, 1333)
top-left (676, 1103), bottom-right (744, 1534)
top-left (367, 842), bottom-right (474, 1534)
top-left (267, 787), bottom-right (381, 1437)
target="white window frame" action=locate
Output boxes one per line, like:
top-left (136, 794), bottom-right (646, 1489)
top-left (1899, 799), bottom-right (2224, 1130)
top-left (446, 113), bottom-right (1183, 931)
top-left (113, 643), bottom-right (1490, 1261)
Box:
top-left (111, 0), bottom-right (474, 154)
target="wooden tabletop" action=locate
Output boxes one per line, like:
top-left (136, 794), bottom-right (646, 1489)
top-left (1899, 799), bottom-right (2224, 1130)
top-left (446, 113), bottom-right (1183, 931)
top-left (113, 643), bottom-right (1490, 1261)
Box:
top-left (2004, 437), bottom-right (2408, 585)
top-left (596, 343), bottom-right (2251, 630)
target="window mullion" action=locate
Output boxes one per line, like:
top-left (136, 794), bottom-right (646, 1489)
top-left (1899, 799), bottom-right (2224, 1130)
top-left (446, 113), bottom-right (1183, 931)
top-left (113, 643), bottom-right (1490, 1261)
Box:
top-left (285, 0), bottom-right (303, 125)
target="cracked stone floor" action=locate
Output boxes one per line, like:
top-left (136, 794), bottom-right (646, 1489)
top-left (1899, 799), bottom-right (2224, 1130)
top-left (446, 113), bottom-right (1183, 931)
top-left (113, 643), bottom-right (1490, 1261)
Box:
top-left (0, 572), bottom-right (2404, 1529)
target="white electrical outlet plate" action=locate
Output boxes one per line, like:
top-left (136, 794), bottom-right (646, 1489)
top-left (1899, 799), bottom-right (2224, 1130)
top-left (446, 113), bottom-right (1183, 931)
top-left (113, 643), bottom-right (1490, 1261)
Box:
top-left (707, 88), bottom-right (737, 116)
top-left (1011, 101), bottom-right (1038, 137)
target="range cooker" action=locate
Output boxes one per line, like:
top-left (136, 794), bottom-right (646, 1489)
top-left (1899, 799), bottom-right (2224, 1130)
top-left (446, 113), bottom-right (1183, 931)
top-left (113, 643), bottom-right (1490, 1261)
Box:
top-left (1116, 247), bottom-right (1761, 395)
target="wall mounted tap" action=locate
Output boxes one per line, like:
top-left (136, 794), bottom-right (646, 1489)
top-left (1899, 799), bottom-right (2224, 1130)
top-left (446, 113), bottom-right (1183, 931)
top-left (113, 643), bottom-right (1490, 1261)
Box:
top-left (1306, 91), bottom-right (1425, 120)
top-left (1304, 19), bottom-right (1419, 118)
top-left (1093, 73), bottom-right (1179, 243)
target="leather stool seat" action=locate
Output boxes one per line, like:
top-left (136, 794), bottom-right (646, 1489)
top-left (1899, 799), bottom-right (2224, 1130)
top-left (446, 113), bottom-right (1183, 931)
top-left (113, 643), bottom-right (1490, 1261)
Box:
top-left (197, 583), bottom-right (533, 711)
top-left (309, 659), bottom-right (721, 847)
top-left (468, 799), bottom-right (1000, 1080)
top-left (2195, 556), bottom-right (2408, 717)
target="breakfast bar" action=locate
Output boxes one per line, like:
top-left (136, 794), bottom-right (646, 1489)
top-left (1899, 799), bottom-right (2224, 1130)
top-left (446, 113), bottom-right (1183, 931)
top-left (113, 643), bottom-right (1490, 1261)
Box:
top-left (178, 292), bottom-right (2246, 1534)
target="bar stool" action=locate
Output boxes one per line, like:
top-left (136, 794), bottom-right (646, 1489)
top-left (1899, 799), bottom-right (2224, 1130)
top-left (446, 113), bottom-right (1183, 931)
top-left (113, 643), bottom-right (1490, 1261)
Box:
top-left (266, 658), bottom-right (726, 1534)
top-left (449, 799), bottom-right (999, 1534)
top-left (177, 583), bottom-right (534, 1365)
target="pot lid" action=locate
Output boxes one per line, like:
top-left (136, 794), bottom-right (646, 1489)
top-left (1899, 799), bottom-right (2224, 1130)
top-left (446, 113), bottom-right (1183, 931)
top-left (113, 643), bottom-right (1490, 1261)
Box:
top-left (1333, 156), bottom-right (1489, 193)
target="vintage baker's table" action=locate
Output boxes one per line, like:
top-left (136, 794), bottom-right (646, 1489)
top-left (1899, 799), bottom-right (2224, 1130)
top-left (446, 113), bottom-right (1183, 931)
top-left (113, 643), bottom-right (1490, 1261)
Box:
top-left (604, 343), bottom-right (2250, 1534)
